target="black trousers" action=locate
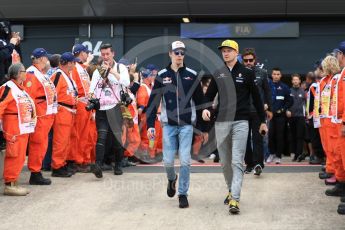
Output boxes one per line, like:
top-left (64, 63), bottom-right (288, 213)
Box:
top-left (269, 115), bottom-right (286, 158)
top-left (288, 117), bottom-right (305, 158)
top-left (308, 118), bottom-right (325, 159)
top-left (95, 106), bottom-right (124, 165)
top-left (245, 112), bottom-right (264, 168)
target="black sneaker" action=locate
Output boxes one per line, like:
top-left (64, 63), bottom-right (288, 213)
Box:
top-left (90, 163), bottom-right (103, 178)
top-left (66, 162), bottom-right (77, 175)
top-left (319, 172), bottom-right (333, 180)
top-left (224, 191), bottom-right (232, 205)
top-left (29, 172), bottom-right (52, 185)
top-left (167, 175), bottom-right (178, 198)
top-left (178, 195), bottom-right (189, 208)
top-left (325, 183), bottom-right (345, 197)
top-left (253, 164), bottom-right (263, 176)
top-left (229, 199), bottom-right (240, 214)
top-left (297, 153), bottom-right (307, 162)
top-left (114, 164), bottom-right (123, 175)
top-left (121, 158), bottom-right (136, 167)
top-left (337, 202), bottom-right (345, 215)
top-left (191, 154), bottom-right (205, 163)
top-left (52, 167), bottom-right (73, 177)
top-left (341, 196), bottom-right (345, 203)
top-left (244, 166), bottom-right (253, 174)
top-left (213, 154), bottom-right (220, 163)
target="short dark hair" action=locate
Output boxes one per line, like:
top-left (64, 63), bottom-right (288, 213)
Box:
top-left (49, 54), bottom-right (61, 68)
top-left (242, 48), bottom-right (256, 59)
top-left (272, 67), bottom-right (281, 73)
top-left (100, 43), bottom-right (114, 52)
top-left (291, 73), bottom-right (301, 80)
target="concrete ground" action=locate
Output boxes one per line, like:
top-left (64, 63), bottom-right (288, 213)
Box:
top-left (0, 162), bottom-right (344, 230)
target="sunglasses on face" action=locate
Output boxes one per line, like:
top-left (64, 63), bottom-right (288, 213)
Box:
top-left (173, 50), bottom-right (185, 56)
top-left (243, 58), bottom-right (254, 63)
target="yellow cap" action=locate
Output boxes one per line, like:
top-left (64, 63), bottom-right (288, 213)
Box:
top-left (218, 40), bottom-right (239, 52)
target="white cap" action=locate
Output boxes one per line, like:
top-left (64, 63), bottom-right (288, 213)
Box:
top-left (171, 41), bottom-right (185, 51)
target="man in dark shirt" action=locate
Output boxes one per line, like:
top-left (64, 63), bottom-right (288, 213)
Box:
top-left (266, 68), bottom-right (292, 164)
top-left (146, 41), bottom-right (205, 209)
top-left (202, 40), bottom-right (267, 214)
top-left (242, 48), bottom-right (272, 176)
top-left (287, 74), bottom-right (306, 161)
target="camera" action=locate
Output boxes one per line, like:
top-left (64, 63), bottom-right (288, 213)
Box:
top-left (0, 21), bottom-right (10, 40)
top-left (120, 90), bottom-right (133, 107)
top-left (85, 98), bottom-right (100, 111)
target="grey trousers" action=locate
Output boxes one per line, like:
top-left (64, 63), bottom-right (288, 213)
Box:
top-left (215, 120), bottom-right (249, 201)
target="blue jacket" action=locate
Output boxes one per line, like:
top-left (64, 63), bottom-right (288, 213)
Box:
top-left (269, 80), bottom-right (292, 114)
top-left (146, 64), bottom-right (205, 128)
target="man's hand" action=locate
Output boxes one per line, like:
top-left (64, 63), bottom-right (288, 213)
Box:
top-left (266, 111), bottom-right (273, 121)
top-left (129, 64), bottom-right (137, 75)
top-left (259, 123), bottom-right (268, 136)
top-left (147, 128), bottom-right (156, 140)
top-left (286, 110), bottom-right (292, 118)
top-left (10, 32), bottom-right (21, 45)
top-left (9, 37), bottom-right (19, 46)
top-left (131, 72), bottom-right (139, 83)
top-left (202, 109), bottom-right (211, 121)
top-left (341, 124), bottom-right (345, 137)
top-left (91, 112), bottom-right (96, 121)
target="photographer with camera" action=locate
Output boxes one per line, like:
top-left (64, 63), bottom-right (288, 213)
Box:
top-left (0, 21), bottom-right (21, 152)
top-left (88, 43), bottom-right (130, 178)
top-left (0, 21), bottom-right (21, 84)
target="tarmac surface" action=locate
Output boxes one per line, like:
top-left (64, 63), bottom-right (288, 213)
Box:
top-left (0, 158), bottom-right (344, 230)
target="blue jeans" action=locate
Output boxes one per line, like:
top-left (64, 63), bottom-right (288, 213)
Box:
top-left (162, 124), bottom-right (193, 196)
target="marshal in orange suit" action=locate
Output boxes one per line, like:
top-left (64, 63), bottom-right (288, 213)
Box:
top-left (50, 52), bottom-right (79, 178)
top-left (1, 63), bottom-right (37, 196)
top-left (68, 44), bottom-right (94, 172)
top-left (24, 48), bottom-right (57, 186)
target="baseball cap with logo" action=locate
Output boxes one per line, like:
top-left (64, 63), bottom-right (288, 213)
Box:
top-left (72, 44), bottom-right (90, 55)
top-left (31, 48), bottom-right (51, 59)
top-left (333, 41), bottom-right (345, 54)
top-left (218, 40), bottom-right (239, 52)
top-left (141, 69), bottom-right (153, 79)
top-left (171, 41), bottom-right (186, 51)
top-left (60, 52), bottom-right (80, 62)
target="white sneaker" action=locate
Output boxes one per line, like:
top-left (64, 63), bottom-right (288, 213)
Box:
top-left (275, 157), bottom-right (281, 164)
top-left (266, 154), bottom-right (275, 164)
top-left (209, 153), bottom-right (216, 160)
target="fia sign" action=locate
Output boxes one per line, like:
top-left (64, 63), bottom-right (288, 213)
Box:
top-left (235, 24), bottom-right (252, 36)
